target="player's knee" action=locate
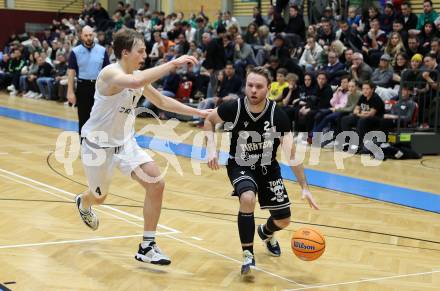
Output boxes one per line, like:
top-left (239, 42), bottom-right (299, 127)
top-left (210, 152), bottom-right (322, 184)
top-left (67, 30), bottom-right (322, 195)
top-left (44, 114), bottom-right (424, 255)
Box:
top-left (239, 191), bottom-right (256, 207)
top-left (146, 179), bottom-right (165, 196)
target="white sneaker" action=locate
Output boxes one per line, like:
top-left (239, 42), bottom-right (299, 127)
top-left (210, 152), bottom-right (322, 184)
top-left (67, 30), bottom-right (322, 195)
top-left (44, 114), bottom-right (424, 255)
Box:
top-left (9, 90), bottom-right (17, 96)
top-left (34, 93), bottom-right (43, 99)
top-left (6, 85), bottom-right (15, 91)
top-left (135, 241), bottom-right (171, 265)
top-left (75, 195), bottom-right (99, 230)
top-left (241, 250), bottom-right (255, 279)
top-left (23, 91), bottom-right (33, 98)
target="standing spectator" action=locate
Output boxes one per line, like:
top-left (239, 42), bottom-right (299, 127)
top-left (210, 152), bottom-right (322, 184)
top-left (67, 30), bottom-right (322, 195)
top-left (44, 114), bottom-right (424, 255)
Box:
top-left (67, 26), bottom-right (110, 134)
top-left (285, 5), bottom-right (305, 42)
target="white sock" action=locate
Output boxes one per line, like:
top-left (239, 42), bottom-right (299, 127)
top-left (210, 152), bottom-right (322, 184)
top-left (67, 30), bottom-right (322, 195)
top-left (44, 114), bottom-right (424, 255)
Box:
top-left (141, 231), bottom-right (156, 248)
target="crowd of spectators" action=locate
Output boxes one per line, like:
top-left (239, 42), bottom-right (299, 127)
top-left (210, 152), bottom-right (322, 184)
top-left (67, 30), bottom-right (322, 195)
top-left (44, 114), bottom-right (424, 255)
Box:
top-left (0, 0), bottom-right (439, 153)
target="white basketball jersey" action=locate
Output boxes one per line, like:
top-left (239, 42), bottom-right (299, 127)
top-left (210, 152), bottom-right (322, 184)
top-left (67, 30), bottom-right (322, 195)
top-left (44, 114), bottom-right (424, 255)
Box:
top-left (81, 63), bottom-right (144, 147)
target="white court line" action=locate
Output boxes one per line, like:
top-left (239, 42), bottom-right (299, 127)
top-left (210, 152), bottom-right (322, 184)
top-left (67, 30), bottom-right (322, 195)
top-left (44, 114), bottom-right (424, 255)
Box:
top-left (0, 167), bottom-right (179, 234)
top-left (0, 167), bottom-right (304, 287)
top-left (283, 270), bottom-right (440, 290)
top-left (0, 233), bottom-right (173, 250)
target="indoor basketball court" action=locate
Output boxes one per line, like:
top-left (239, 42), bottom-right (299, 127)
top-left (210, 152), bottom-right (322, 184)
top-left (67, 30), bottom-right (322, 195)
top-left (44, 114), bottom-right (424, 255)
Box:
top-left (0, 95), bottom-right (439, 290)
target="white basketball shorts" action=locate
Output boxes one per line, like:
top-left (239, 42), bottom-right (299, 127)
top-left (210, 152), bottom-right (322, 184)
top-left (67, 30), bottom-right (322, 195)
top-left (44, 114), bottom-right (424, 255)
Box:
top-left (81, 137), bottom-right (153, 197)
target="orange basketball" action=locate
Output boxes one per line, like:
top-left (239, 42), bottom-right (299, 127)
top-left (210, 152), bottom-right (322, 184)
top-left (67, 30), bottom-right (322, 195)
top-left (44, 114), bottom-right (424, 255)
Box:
top-left (291, 227), bottom-right (325, 261)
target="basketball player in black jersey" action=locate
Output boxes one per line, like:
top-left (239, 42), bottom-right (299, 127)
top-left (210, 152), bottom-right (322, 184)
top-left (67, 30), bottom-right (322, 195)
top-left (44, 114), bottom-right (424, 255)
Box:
top-left (204, 67), bottom-right (319, 278)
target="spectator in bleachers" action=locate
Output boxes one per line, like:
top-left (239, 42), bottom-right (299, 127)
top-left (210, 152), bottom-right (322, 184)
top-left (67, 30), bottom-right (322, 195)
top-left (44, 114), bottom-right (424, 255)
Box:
top-left (318, 18), bottom-right (336, 48)
top-left (252, 6), bottom-right (265, 27)
top-left (372, 54), bottom-right (396, 100)
top-left (347, 6), bottom-right (362, 31)
top-left (285, 5), bottom-right (305, 42)
top-left (361, 6), bottom-right (381, 34)
top-left (217, 62), bottom-right (242, 98)
top-left (418, 22), bottom-right (437, 51)
top-left (243, 23), bottom-right (259, 46)
top-left (269, 12), bottom-right (286, 34)
top-left (224, 11), bottom-right (241, 34)
top-left (2, 49), bottom-right (25, 95)
top-left (419, 52), bottom-right (440, 126)
top-left (233, 34), bottom-right (256, 78)
top-left (203, 30), bottom-right (226, 97)
top-left (343, 48), bottom-right (354, 71)
top-left (341, 81), bottom-right (385, 152)
top-left (336, 19), bottom-right (364, 53)
top-left (392, 52), bottom-right (409, 85)
top-left (160, 66), bottom-right (181, 98)
top-left (416, 0), bottom-right (439, 30)
top-left (299, 36), bottom-right (323, 71)
top-left (36, 55), bottom-right (54, 100)
top-left (194, 17), bottom-right (207, 48)
top-left (223, 33), bottom-right (235, 62)
top-left (349, 52), bottom-right (372, 83)
top-left (384, 32), bottom-right (406, 65)
top-left (362, 17), bottom-right (387, 67)
top-left (52, 54), bottom-right (68, 102)
top-left (268, 68), bottom-right (288, 104)
top-left (399, 2), bottom-right (418, 31)
top-left (406, 35), bottom-right (425, 59)
top-left (21, 52), bottom-right (39, 97)
top-left (174, 33), bottom-right (190, 57)
top-left (312, 75), bottom-right (351, 139)
top-left (182, 21), bottom-right (196, 43)
top-left (381, 85), bottom-right (417, 132)
top-left (381, 3), bottom-right (396, 33)
top-left (322, 50), bottom-right (346, 86)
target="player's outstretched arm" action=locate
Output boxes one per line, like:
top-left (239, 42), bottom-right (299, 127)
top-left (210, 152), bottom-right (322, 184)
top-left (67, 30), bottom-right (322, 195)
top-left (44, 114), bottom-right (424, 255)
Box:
top-left (106, 55), bottom-right (199, 89)
top-left (280, 132), bottom-right (319, 210)
top-left (204, 108), bottom-right (224, 170)
top-left (143, 84), bottom-right (209, 118)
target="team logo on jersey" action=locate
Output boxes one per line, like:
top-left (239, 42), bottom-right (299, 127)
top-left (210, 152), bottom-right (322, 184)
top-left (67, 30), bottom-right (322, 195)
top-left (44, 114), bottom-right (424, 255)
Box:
top-left (268, 179), bottom-right (287, 202)
top-left (244, 121), bottom-right (249, 128)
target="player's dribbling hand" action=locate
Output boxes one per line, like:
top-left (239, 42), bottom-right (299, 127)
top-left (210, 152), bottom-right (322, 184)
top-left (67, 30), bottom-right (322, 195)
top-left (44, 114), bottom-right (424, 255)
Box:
top-left (172, 55), bottom-right (198, 67)
top-left (207, 151), bottom-right (220, 170)
top-left (301, 188), bottom-right (319, 210)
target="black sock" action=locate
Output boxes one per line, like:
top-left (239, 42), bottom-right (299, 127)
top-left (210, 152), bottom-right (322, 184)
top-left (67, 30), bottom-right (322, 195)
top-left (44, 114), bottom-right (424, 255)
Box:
top-left (238, 211), bottom-right (255, 254)
top-left (263, 216), bottom-right (282, 237)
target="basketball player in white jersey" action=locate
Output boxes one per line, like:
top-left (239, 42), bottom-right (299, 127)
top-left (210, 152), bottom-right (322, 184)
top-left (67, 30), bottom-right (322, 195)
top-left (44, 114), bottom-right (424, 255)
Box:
top-left (75, 29), bottom-right (210, 265)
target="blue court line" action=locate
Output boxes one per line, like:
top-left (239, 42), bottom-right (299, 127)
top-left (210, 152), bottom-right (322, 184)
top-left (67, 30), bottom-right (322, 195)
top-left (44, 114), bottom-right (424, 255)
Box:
top-left (1, 105), bottom-right (439, 213)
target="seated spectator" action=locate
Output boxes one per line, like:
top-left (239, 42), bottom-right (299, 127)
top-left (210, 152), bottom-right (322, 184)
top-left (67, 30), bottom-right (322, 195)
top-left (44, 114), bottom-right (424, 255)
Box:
top-left (381, 85), bottom-right (417, 133)
top-left (243, 23), bottom-right (259, 46)
top-left (269, 12), bottom-right (286, 34)
top-left (321, 50), bottom-right (346, 86)
top-left (299, 36), bottom-right (323, 71)
top-left (20, 52), bottom-right (39, 96)
top-left (416, 0), bottom-right (438, 30)
top-left (362, 17), bottom-right (387, 67)
top-left (347, 6), bottom-right (361, 31)
top-left (384, 32), bottom-right (406, 65)
top-left (233, 34), bottom-right (256, 78)
top-left (371, 54), bottom-right (395, 100)
top-left (340, 81), bottom-right (385, 152)
top-left (380, 3), bottom-right (395, 34)
top-left (349, 52), bottom-right (372, 84)
top-left (406, 36), bottom-right (427, 60)
top-left (160, 66), bottom-right (181, 97)
top-left (392, 52), bottom-right (409, 85)
top-left (312, 75), bottom-right (351, 139)
top-left (317, 18), bottom-right (336, 48)
top-left (53, 54), bottom-right (68, 102)
top-left (36, 55), bottom-right (55, 100)
top-left (418, 22), bottom-right (437, 51)
top-left (217, 62), bottom-right (242, 98)
top-left (3, 48), bottom-right (25, 96)
top-left (268, 68), bottom-right (288, 104)
top-left (336, 20), bottom-right (363, 52)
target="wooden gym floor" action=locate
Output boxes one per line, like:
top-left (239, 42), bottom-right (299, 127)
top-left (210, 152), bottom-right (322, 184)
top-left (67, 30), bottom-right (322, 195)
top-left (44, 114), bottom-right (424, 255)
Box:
top-left (0, 94), bottom-right (439, 291)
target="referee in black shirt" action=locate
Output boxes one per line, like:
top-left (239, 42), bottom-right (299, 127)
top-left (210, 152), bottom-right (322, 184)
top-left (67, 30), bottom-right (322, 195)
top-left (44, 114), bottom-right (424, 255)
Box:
top-left (67, 26), bottom-right (109, 134)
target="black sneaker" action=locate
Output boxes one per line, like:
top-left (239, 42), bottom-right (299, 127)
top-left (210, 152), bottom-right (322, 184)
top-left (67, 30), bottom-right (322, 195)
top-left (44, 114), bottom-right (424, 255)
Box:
top-left (135, 242), bottom-right (171, 265)
top-left (75, 195), bottom-right (99, 230)
top-left (241, 250), bottom-right (255, 279)
top-left (257, 224), bottom-right (281, 257)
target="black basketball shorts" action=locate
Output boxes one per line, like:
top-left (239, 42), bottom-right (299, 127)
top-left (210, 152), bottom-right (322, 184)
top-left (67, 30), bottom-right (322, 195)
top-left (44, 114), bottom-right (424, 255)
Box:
top-left (226, 160), bottom-right (291, 210)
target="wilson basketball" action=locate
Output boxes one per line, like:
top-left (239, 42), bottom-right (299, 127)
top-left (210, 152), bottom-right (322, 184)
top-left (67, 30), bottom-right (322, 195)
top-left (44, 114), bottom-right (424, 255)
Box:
top-left (291, 228), bottom-right (325, 261)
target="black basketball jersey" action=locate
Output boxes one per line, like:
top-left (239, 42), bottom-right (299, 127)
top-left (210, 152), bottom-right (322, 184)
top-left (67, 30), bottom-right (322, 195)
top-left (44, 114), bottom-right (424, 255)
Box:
top-left (217, 97), bottom-right (292, 167)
